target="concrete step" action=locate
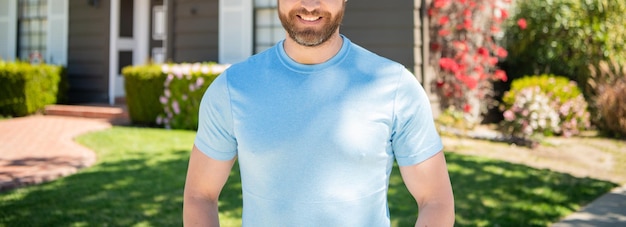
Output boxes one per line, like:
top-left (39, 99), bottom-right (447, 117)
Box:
top-left (44, 104), bottom-right (130, 125)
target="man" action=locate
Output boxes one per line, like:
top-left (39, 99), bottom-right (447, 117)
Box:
top-left (183, 0), bottom-right (455, 226)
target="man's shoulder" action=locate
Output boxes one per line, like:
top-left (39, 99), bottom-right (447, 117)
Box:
top-left (222, 46), bottom-right (276, 77)
top-left (345, 41), bottom-right (408, 80)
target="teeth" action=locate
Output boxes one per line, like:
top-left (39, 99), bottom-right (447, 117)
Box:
top-left (301, 16), bottom-right (320, 21)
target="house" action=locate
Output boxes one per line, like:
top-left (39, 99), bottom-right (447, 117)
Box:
top-left (0, 0), bottom-right (438, 111)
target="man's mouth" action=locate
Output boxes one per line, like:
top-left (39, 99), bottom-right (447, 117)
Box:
top-left (298, 15), bottom-right (322, 22)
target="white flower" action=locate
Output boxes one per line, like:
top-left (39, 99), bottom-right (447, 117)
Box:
top-left (530, 112), bottom-right (538, 120)
top-left (538, 119), bottom-right (546, 128)
top-left (161, 64), bottom-right (170, 73)
top-left (201, 65), bottom-right (211, 74)
top-left (192, 63), bottom-right (201, 72)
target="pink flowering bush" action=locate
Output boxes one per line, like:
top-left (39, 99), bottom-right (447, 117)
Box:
top-left (157, 63), bottom-right (229, 130)
top-left (501, 75), bottom-right (590, 138)
top-left (429, 0), bottom-right (523, 124)
top-left (501, 87), bottom-right (561, 138)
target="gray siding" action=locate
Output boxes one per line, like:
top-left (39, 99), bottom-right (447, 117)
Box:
top-left (169, 0), bottom-right (219, 62)
top-left (343, 0), bottom-right (438, 115)
top-left (342, 1), bottom-right (416, 69)
top-left (67, 1), bottom-right (110, 103)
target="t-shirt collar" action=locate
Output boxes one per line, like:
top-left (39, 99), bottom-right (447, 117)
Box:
top-left (276, 34), bottom-right (351, 73)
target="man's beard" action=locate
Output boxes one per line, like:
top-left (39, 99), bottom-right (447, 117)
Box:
top-left (278, 6), bottom-right (344, 47)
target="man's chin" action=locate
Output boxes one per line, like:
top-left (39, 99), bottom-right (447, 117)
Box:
top-left (294, 39), bottom-right (324, 47)
top-left (291, 32), bottom-right (330, 47)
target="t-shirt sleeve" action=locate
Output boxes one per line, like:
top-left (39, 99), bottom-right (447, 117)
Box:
top-left (194, 72), bottom-right (238, 160)
top-left (391, 69), bottom-right (444, 166)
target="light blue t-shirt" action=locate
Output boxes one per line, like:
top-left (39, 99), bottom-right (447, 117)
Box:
top-left (194, 36), bottom-right (443, 226)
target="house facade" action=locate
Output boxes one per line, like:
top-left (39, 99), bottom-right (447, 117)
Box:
top-left (0, 0), bottom-right (437, 110)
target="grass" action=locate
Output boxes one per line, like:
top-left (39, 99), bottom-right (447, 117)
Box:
top-left (0, 127), bottom-right (618, 226)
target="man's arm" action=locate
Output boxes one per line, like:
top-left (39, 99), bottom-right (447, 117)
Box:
top-left (399, 151), bottom-right (455, 227)
top-left (183, 145), bottom-right (236, 227)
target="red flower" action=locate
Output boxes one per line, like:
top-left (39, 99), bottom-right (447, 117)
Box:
top-left (463, 104), bottom-right (472, 113)
top-left (463, 9), bottom-right (472, 17)
top-left (490, 26), bottom-right (501, 33)
top-left (438, 16), bottom-right (450, 25)
top-left (465, 77), bottom-right (478, 90)
top-left (455, 72), bottom-right (466, 81)
top-left (500, 9), bottom-right (509, 19)
top-left (477, 47), bottom-right (489, 58)
top-left (436, 80), bottom-right (445, 88)
top-left (433, 0), bottom-right (450, 8)
top-left (429, 0), bottom-right (514, 118)
top-left (453, 41), bottom-right (468, 51)
top-left (495, 47), bottom-right (508, 58)
top-left (473, 65), bottom-right (484, 74)
top-left (430, 42), bottom-right (441, 51)
top-left (439, 58), bottom-right (459, 73)
top-left (457, 74), bottom-right (477, 90)
top-left (494, 69), bottom-right (507, 82)
top-left (517, 18), bottom-right (527, 30)
top-left (463, 19), bottom-right (473, 29)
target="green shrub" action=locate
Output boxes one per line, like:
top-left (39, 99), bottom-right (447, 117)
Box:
top-left (436, 106), bottom-right (475, 132)
top-left (502, 75), bottom-right (581, 105)
top-left (501, 86), bottom-right (561, 138)
top-left (122, 64), bottom-right (166, 125)
top-left (501, 74), bottom-right (590, 138)
top-left (503, 0), bottom-right (626, 89)
top-left (0, 61), bottom-right (62, 117)
top-left (588, 60), bottom-right (626, 138)
top-left (157, 63), bottom-right (227, 130)
top-left (122, 63), bottom-right (227, 129)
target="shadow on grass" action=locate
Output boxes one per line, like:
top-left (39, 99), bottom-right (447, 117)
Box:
top-left (0, 149), bottom-right (191, 226)
top-left (0, 137), bottom-right (617, 226)
top-left (388, 152), bottom-right (618, 226)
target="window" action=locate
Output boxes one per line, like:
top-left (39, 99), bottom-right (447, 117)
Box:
top-left (254, 0), bottom-right (284, 53)
top-left (17, 0), bottom-right (47, 62)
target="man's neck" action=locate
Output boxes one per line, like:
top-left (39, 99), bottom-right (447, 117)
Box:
top-left (283, 32), bottom-right (343, 65)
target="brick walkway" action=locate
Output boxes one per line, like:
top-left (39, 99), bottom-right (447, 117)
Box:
top-left (0, 115), bottom-right (111, 191)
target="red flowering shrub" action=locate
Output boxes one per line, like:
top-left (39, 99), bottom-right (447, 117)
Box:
top-left (429, 0), bottom-right (523, 124)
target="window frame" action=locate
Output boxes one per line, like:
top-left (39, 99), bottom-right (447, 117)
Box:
top-left (16, 0), bottom-right (48, 62)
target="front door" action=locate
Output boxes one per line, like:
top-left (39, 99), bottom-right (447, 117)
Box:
top-left (109, 0), bottom-right (149, 104)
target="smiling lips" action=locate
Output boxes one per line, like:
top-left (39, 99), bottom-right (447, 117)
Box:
top-left (298, 15), bottom-right (322, 22)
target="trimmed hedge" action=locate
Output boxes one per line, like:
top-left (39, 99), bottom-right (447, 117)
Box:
top-left (0, 61), bottom-right (63, 117)
top-left (122, 63), bottom-right (227, 129)
top-left (157, 63), bottom-right (225, 130)
top-left (122, 64), bottom-right (167, 126)
top-left (502, 74), bottom-right (582, 105)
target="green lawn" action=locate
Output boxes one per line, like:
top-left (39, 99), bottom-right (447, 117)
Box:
top-left (0, 127), bottom-right (618, 226)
